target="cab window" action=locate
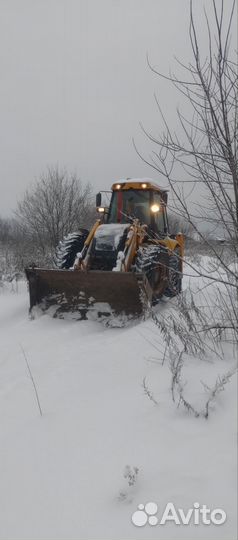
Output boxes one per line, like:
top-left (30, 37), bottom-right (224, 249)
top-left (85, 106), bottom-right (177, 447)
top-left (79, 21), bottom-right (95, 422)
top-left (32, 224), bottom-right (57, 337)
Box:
top-left (108, 190), bottom-right (151, 224)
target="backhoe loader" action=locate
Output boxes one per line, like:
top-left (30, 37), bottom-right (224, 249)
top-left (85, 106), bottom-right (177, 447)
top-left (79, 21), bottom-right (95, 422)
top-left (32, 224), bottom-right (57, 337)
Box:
top-left (25, 179), bottom-right (184, 320)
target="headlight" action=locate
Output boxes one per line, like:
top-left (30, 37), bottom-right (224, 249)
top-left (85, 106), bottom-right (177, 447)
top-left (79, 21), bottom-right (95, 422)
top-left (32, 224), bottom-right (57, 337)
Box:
top-left (151, 204), bottom-right (160, 213)
top-left (97, 207), bottom-right (105, 213)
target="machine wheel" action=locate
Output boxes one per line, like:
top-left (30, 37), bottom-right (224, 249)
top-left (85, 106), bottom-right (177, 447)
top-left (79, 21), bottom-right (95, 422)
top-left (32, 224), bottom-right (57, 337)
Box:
top-left (164, 248), bottom-right (182, 297)
top-left (56, 230), bottom-right (89, 269)
top-left (135, 245), bottom-right (167, 306)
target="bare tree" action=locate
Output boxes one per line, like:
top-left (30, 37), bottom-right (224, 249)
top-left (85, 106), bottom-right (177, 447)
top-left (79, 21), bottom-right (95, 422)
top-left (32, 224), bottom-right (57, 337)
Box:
top-left (135, 0), bottom-right (237, 336)
top-left (0, 216), bottom-right (18, 244)
top-left (16, 167), bottom-right (95, 261)
top-left (136, 1), bottom-right (237, 266)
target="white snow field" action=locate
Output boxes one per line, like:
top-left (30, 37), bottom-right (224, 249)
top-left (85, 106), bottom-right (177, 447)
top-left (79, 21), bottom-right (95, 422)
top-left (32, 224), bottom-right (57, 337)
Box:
top-left (0, 264), bottom-right (237, 540)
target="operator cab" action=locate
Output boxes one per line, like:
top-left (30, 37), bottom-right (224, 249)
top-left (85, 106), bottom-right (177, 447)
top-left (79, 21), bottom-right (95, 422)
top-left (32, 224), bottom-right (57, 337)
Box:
top-left (97, 180), bottom-right (168, 236)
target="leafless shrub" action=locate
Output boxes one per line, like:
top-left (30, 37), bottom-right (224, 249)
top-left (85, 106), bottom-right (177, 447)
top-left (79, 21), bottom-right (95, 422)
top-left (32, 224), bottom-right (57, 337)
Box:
top-left (142, 376), bottom-right (159, 405)
top-left (145, 276), bottom-right (236, 418)
top-left (170, 350), bottom-right (236, 419)
top-left (202, 370), bottom-right (237, 418)
top-left (152, 295), bottom-right (207, 359)
top-left (118, 465), bottom-right (139, 502)
top-left (123, 465), bottom-right (139, 487)
top-left (170, 351), bottom-right (184, 403)
top-left (136, 1), bottom-right (237, 418)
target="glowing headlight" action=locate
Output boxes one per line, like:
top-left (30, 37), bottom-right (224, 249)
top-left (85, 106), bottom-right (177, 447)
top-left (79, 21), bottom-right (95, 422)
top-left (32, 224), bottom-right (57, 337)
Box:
top-left (151, 204), bottom-right (160, 213)
top-left (141, 183), bottom-right (147, 189)
top-left (116, 184), bottom-right (121, 189)
top-left (97, 207), bottom-right (105, 213)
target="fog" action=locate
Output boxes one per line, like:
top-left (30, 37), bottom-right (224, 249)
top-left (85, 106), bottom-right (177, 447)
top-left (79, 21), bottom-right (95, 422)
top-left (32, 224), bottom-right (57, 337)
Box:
top-left (0, 0), bottom-right (236, 217)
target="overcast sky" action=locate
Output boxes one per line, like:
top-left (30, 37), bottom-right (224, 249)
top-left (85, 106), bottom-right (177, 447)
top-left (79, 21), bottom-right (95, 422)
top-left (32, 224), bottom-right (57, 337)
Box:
top-left (0, 0), bottom-right (236, 217)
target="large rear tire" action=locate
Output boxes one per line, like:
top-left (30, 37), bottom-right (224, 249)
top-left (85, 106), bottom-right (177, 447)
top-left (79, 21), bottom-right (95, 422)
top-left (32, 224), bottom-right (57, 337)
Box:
top-left (164, 248), bottom-right (182, 297)
top-left (56, 230), bottom-right (89, 269)
top-left (135, 245), bottom-right (168, 305)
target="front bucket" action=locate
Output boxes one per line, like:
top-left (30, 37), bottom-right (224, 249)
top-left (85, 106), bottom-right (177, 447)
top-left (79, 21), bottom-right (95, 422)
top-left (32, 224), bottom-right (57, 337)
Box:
top-left (25, 268), bottom-right (151, 319)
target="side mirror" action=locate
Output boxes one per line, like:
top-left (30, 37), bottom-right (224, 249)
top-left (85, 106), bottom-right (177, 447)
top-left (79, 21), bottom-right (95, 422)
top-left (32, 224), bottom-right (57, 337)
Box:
top-left (96, 192), bottom-right (102, 207)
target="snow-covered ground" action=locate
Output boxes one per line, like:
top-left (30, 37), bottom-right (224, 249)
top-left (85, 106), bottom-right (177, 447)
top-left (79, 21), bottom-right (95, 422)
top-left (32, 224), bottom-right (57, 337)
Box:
top-left (0, 263), bottom-right (237, 540)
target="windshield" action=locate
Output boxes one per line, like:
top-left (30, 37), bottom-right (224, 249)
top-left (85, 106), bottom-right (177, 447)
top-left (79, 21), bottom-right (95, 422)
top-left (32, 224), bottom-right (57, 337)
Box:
top-left (108, 190), bottom-right (151, 224)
